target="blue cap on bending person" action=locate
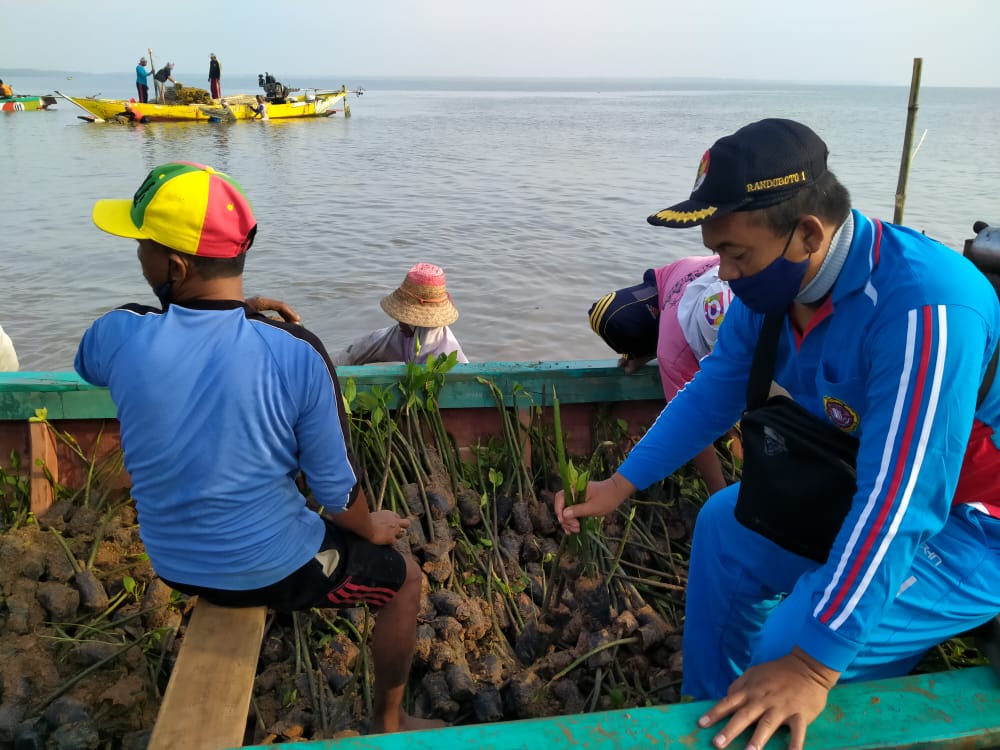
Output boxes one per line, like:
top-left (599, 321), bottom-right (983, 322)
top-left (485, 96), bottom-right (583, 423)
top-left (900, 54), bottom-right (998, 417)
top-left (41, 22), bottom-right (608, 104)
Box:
top-left (588, 269), bottom-right (660, 359)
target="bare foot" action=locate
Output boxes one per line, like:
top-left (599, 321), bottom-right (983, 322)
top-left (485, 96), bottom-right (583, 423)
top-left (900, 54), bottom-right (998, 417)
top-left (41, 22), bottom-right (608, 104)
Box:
top-left (369, 713), bottom-right (447, 734)
top-left (400, 714), bottom-right (447, 731)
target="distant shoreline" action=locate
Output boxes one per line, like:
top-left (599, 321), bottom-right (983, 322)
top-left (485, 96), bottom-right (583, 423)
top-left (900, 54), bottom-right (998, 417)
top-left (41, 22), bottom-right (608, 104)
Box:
top-left (5, 69), bottom-right (999, 91)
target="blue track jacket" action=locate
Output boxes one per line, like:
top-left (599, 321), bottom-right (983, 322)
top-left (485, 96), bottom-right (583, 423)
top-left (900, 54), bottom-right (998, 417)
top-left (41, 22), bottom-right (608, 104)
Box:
top-left (619, 210), bottom-right (1000, 671)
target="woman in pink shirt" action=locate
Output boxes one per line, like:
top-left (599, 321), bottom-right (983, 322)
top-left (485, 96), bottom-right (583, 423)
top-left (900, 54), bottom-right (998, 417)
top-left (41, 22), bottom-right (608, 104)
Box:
top-left (589, 256), bottom-right (733, 492)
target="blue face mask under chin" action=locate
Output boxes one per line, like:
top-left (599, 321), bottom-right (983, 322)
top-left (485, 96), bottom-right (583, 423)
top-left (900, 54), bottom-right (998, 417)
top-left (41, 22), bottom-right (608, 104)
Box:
top-left (728, 227), bottom-right (808, 314)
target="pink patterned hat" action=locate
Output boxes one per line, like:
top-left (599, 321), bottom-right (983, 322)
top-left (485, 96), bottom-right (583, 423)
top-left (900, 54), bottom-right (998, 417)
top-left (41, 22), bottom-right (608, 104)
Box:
top-left (380, 263), bottom-right (459, 327)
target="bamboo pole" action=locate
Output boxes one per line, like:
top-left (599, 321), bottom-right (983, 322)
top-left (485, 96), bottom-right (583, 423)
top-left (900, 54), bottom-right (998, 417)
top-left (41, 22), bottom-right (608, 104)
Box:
top-left (893, 57), bottom-right (923, 224)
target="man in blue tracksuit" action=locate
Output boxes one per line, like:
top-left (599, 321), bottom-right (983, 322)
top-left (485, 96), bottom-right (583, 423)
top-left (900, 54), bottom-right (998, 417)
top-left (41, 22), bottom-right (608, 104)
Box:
top-left (555, 119), bottom-right (1000, 750)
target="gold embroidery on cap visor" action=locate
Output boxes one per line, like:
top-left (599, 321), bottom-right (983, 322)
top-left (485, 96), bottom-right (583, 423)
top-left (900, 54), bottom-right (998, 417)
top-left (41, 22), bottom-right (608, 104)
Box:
top-left (650, 206), bottom-right (718, 224)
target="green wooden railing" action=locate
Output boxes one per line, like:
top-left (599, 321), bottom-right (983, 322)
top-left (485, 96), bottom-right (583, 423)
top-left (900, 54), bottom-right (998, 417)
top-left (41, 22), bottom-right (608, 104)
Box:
top-left (239, 667), bottom-right (1000, 750)
top-left (0, 361), bottom-right (665, 421)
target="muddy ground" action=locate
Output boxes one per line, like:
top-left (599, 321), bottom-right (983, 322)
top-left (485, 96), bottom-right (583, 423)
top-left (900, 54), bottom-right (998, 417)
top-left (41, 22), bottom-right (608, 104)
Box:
top-left (0, 472), bottom-right (702, 750)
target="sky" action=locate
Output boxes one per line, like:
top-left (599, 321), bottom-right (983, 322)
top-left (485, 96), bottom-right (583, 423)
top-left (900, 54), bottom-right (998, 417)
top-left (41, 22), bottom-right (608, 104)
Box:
top-left (2, 0), bottom-right (998, 87)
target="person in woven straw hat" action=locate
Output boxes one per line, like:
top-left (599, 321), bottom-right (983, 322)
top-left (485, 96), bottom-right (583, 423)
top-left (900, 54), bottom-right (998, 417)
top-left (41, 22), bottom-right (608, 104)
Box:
top-left (331, 263), bottom-right (469, 366)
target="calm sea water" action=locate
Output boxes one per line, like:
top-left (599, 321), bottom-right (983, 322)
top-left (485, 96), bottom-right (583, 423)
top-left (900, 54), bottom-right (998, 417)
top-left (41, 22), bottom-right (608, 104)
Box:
top-left (2, 73), bottom-right (999, 371)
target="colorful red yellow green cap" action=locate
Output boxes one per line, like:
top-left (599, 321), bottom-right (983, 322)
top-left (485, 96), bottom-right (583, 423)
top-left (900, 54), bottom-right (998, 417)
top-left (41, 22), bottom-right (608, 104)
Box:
top-left (92, 162), bottom-right (256, 258)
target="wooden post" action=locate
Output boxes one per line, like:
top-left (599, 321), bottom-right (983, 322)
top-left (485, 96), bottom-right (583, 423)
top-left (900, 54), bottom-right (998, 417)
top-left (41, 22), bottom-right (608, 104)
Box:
top-left (893, 57), bottom-right (923, 224)
top-left (28, 421), bottom-right (58, 515)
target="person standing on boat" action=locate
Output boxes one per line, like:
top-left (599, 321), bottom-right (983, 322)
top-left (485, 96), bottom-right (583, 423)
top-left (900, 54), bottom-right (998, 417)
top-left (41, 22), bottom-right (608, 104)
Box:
top-left (588, 257), bottom-right (733, 493)
top-left (556, 119), bottom-right (1000, 750)
top-left (135, 56), bottom-right (153, 102)
top-left (330, 263), bottom-right (469, 366)
top-left (153, 62), bottom-right (177, 103)
top-left (75, 162), bottom-right (443, 735)
top-left (208, 53), bottom-right (222, 100)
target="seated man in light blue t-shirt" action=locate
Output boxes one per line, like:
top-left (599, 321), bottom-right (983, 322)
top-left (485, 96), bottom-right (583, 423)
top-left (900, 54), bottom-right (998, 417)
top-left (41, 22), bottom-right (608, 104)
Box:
top-left (75, 161), bottom-right (442, 735)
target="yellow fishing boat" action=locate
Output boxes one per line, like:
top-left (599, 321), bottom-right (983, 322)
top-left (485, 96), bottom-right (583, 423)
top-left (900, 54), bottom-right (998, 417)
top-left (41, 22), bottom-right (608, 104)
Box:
top-left (55, 86), bottom-right (352, 123)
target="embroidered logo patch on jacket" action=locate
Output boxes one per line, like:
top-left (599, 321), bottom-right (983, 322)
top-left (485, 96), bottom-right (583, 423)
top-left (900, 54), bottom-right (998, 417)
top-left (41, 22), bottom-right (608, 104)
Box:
top-left (824, 396), bottom-right (860, 432)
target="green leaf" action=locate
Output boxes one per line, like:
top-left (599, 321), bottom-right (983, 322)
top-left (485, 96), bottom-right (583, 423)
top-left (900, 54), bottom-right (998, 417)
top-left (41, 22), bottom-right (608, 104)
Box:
top-left (344, 378), bottom-right (356, 403)
top-left (608, 686), bottom-right (627, 710)
top-left (552, 387), bottom-right (573, 502)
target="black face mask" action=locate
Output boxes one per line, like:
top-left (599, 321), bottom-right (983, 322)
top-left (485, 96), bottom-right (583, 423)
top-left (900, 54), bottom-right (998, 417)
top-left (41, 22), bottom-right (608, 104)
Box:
top-left (153, 280), bottom-right (174, 309)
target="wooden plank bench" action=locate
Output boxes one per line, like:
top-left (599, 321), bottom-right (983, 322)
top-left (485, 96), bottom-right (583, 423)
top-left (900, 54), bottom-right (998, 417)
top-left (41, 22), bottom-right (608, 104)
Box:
top-left (148, 600), bottom-right (267, 750)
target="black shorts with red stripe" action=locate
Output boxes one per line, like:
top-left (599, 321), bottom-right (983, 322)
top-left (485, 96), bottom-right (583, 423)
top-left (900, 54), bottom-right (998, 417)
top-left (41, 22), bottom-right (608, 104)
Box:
top-left (160, 520), bottom-right (407, 612)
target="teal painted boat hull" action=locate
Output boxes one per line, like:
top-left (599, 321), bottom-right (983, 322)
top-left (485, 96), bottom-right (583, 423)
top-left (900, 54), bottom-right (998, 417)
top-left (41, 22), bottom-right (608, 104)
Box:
top-left (239, 667), bottom-right (1000, 750)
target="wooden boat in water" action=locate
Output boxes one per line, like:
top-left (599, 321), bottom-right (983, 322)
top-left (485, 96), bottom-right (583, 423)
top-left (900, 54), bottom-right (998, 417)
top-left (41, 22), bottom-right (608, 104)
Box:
top-left (0, 361), bottom-right (997, 749)
top-left (0, 94), bottom-right (57, 112)
top-left (55, 86), bottom-right (351, 123)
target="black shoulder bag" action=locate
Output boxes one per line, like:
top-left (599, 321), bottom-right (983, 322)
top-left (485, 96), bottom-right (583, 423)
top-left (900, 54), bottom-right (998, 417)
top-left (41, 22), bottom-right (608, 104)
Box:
top-left (733, 312), bottom-right (859, 563)
top-left (734, 312), bottom-right (999, 564)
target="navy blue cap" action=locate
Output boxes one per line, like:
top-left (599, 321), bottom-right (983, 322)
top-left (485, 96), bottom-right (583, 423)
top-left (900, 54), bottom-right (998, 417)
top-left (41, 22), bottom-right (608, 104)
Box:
top-left (648, 118), bottom-right (829, 228)
top-left (588, 269), bottom-right (659, 358)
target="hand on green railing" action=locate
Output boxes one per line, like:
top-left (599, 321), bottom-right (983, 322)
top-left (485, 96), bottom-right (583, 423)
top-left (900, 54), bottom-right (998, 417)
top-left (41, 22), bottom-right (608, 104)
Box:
top-left (697, 647), bottom-right (839, 750)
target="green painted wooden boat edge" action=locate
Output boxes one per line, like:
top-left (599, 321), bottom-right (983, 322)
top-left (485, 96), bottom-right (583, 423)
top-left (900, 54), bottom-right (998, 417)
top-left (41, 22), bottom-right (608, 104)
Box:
top-left (0, 360), bottom-right (666, 420)
top-left (235, 666), bottom-right (1000, 750)
top-left (5, 368), bottom-right (997, 747)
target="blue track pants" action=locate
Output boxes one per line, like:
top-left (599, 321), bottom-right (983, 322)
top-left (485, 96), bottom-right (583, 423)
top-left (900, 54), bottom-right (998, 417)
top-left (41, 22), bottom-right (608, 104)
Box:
top-left (682, 484), bottom-right (1000, 699)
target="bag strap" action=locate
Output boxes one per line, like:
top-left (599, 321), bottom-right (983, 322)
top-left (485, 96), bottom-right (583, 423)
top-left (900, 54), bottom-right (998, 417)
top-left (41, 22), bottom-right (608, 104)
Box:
top-left (977, 344), bottom-right (999, 410)
top-left (746, 312), bottom-right (785, 410)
